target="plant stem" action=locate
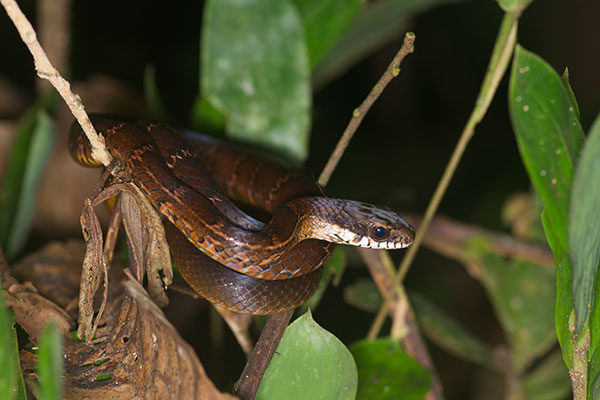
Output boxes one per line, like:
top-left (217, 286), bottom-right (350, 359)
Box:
top-left (1, 0), bottom-right (110, 166)
top-left (318, 32), bottom-right (415, 187)
top-left (368, 11), bottom-right (519, 339)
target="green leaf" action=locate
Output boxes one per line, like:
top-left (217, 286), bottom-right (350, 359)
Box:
top-left (523, 349), bottom-right (572, 400)
top-left (38, 321), bottom-right (63, 400)
top-left (569, 114), bottom-right (600, 335)
top-left (471, 242), bottom-right (556, 371)
top-left (201, 0), bottom-right (311, 163)
top-left (343, 278), bottom-right (382, 312)
top-left (143, 64), bottom-right (170, 122)
top-left (256, 311), bottom-right (357, 400)
top-left (0, 108), bottom-right (55, 261)
top-left (292, 0), bottom-right (362, 68)
top-left (0, 279), bottom-right (27, 400)
top-left (509, 45), bottom-right (585, 358)
top-left (313, 0), bottom-right (456, 89)
top-left (561, 69), bottom-right (580, 120)
top-left (410, 292), bottom-right (495, 368)
top-left (350, 338), bottom-right (431, 400)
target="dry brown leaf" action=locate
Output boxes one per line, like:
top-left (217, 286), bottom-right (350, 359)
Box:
top-left (5, 242), bottom-right (236, 399)
top-left (12, 240), bottom-right (84, 309)
top-left (57, 274), bottom-right (236, 399)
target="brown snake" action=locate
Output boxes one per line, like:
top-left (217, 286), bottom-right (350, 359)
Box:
top-left (69, 116), bottom-right (414, 314)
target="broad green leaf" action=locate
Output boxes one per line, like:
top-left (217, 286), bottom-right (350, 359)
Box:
top-left (313, 0), bottom-right (457, 89)
top-left (0, 279), bottom-right (26, 400)
top-left (350, 338), bottom-right (431, 400)
top-left (256, 311), bottom-right (357, 400)
top-left (143, 64), bottom-right (170, 122)
top-left (570, 114), bottom-right (600, 333)
top-left (0, 109), bottom-right (55, 261)
top-left (571, 114), bottom-right (600, 393)
top-left (410, 292), bottom-right (495, 368)
top-left (468, 238), bottom-right (556, 371)
top-left (509, 45), bottom-right (584, 357)
top-left (201, 0), bottom-right (311, 163)
top-left (343, 278), bottom-right (382, 312)
top-left (523, 349), bottom-right (572, 400)
top-left (496, 0), bottom-right (533, 13)
top-left (38, 321), bottom-right (63, 400)
top-left (292, 0), bottom-right (362, 68)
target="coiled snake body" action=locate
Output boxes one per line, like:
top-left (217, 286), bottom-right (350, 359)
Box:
top-left (69, 116), bottom-right (414, 314)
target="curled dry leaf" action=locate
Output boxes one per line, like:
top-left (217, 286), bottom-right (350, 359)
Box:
top-left (55, 275), bottom-right (236, 399)
top-left (77, 182), bottom-right (173, 342)
top-left (120, 184), bottom-right (172, 306)
top-left (77, 198), bottom-right (107, 342)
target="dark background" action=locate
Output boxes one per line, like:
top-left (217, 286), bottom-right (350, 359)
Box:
top-left (1, 0), bottom-right (598, 397)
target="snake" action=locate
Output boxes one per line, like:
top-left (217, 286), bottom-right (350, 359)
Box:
top-left (69, 116), bottom-right (415, 314)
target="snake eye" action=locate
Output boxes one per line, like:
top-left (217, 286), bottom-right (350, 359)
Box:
top-left (371, 225), bottom-right (389, 241)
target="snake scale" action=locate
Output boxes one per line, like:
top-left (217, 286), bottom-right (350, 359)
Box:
top-left (69, 116), bottom-right (414, 314)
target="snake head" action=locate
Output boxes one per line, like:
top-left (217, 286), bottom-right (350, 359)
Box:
top-left (297, 198), bottom-right (415, 250)
top-left (344, 201), bottom-right (415, 249)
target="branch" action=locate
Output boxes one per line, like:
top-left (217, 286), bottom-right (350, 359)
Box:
top-left (318, 32), bottom-right (415, 187)
top-left (1, 0), bottom-right (110, 166)
top-left (368, 12), bottom-right (519, 339)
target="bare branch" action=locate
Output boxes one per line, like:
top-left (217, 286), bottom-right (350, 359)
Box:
top-left (1, 0), bottom-right (110, 165)
top-left (318, 32), bottom-right (415, 187)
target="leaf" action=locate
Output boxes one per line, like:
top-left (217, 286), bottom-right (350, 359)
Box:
top-left (349, 338), bottom-right (431, 400)
top-left (468, 238), bottom-right (556, 371)
top-left (38, 321), bottom-right (63, 400)
top-left (410, 292), bottom-right (495, 368)
top-left (571, 114), bottom-right (600, 394)
top-left (313, 0), bottom-right (456, 89)
top-left (569, 114), bottom-right (600, 334)
top-left (561, 69), bottom-right (580, 120)
top-left (0, 279), bottom-right (27, 400)
top-left (256, 311), bottom-right (357, 400)
top-left (509, 45), bottom-right (584, 357)
top-left (201, 0), bottom-right (311, 163)
top-left (292, 0), bottom-right (362, 68)
top-left (189, 95), bottom-right (226, 136)
top-left (0, 108), bottom-right (55, 261)
top-left (343, 278), bottom-right (382, 312)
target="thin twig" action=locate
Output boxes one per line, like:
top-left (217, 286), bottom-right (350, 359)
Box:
top-left (317, 32), bottom-right (415, 187)
top-left (36, 0), bottom-right (71, 93)
top-left (368, 12), bottom-right (519, 339)
top-left (1, 0), bottom-right (110, 166)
